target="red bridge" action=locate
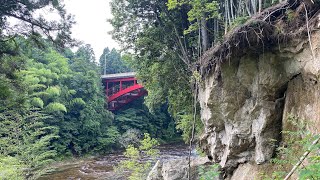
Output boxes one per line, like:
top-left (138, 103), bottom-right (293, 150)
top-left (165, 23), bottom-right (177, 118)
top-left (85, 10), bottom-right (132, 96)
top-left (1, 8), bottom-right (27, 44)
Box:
top-left (101, 72), bottom-right (147, 111)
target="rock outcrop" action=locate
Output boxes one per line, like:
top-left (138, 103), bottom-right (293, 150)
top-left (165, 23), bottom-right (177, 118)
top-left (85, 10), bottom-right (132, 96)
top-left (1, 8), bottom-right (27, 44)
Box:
top-left (198, 2), bottom-right (320, 178)
top-left (147, 157), bottom-right (212, 180)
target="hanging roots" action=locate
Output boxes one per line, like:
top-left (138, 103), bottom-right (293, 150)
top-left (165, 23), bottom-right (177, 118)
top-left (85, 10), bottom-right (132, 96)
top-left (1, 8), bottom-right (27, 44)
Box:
top-left (199, 0), bottom-right (320, 79)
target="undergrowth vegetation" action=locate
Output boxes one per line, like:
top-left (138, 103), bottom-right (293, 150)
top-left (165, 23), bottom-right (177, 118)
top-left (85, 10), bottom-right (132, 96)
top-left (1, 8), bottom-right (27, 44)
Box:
top-left (260, 115), bottom-right (320, 180)
top-left (116, 133), bottom-right (159, 180)
top-left (198, 164), bottom-right (220, 180)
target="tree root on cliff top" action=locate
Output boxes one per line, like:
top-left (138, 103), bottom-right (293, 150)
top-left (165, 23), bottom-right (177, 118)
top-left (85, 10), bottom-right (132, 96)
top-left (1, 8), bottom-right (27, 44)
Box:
top-left (199, 0), bottom-right (320, 79)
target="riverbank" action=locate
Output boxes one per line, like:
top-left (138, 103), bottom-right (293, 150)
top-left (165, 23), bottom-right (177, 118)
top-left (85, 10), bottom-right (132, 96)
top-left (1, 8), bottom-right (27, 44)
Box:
top-left (39, 142), bottom-right (189, 179)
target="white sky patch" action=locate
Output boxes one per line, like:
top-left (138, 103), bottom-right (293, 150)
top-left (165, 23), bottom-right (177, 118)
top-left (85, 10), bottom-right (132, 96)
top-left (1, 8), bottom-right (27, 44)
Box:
top-left (64, 0), bottom-right (119, 59)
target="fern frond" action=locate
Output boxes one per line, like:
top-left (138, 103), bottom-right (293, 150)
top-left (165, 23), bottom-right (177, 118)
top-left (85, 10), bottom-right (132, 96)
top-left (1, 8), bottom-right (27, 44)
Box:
top-left (45, 102), bottom-right (67, 113)
top-left (70, 98), bottom-right (86, 107)
top-left (31, 97), bottom-right (44, 108)
top-left (30, 84), bottom-right (47, 91)
top-left (31, 91), bottom-right (50, 98)
top-left (68, 89), bottom-right (77, 95)
top-left (45, 86), bottom-right (60, 97)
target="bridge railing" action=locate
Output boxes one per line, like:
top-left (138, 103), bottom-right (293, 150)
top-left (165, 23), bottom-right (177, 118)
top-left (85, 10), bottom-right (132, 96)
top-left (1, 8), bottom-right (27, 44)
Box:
top-left (107, 85), bottom-right (120, 97)
top-left (107, 83), bottom-right (135, 97)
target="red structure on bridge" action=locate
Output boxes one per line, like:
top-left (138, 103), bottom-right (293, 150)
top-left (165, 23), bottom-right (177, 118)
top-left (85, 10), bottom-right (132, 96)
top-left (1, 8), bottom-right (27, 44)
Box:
top-left (102, 72), bottom-right (147, 111)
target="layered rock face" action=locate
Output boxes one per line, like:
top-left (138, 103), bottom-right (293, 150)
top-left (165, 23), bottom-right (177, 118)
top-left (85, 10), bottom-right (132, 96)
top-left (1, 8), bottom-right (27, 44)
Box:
top-left (199, 28), bottom-right (320, 177)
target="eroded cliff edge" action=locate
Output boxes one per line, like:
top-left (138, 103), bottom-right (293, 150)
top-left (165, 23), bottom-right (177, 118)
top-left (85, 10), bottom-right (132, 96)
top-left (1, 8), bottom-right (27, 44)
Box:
top-left (198, 1), bottom-right (320, 179)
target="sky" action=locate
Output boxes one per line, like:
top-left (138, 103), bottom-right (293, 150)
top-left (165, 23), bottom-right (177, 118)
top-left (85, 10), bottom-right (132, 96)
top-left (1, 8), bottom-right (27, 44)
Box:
top-left (64, 0), bottom-right (118, 59)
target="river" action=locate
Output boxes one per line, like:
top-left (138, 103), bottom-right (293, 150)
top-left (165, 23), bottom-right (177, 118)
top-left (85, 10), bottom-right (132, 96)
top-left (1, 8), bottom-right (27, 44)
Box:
top-left (39, 143), bottom-right (190, 180)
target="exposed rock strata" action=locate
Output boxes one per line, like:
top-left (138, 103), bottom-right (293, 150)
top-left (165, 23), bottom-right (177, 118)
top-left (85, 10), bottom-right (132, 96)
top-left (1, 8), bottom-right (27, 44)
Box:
top-left (199, 14), bottom-right (320, 179)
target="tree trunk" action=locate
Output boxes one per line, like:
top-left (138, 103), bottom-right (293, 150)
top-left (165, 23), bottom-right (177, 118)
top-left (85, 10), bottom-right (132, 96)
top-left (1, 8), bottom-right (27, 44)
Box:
top-left (230, 0), bottom-right (234, 20)
top-left (245, 0), bottom-right (252, 16)
top-left (225, 0), bottom-right (228, 34)
top-left (226, 0), bottom-right (231, 26)
top-left (258, 0), bottom-right (262, 13)
top-left (201, 15), bottom-right (208, 51)
top-left (251, 0), bottom-right (257, 14)
top-left (214, 18), bottom-right (219, 44)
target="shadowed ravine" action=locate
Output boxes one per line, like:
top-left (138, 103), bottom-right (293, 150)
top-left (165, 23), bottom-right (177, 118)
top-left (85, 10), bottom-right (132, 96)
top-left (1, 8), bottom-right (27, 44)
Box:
top-left (39, 143), bottom-right (190, 180)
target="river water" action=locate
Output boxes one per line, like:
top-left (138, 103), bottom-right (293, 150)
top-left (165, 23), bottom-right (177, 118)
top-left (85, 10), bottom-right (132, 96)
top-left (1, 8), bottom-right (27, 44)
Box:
top-left (39, 143), bottom-right (189, 180)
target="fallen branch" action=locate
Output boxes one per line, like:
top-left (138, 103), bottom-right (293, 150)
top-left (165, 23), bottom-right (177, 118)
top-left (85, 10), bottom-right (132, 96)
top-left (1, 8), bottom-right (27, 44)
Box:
top-left (303, 2), bottom-right (316, 61)
top-left (284, 135), bottom-right (320, 180)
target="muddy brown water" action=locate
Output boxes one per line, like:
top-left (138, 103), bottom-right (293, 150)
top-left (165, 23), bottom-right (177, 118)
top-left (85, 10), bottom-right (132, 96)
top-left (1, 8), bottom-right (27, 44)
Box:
top-left (39, 143), bottom-right (190, 180)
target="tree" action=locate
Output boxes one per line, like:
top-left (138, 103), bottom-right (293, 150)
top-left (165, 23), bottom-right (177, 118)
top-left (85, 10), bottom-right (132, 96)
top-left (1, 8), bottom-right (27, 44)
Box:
top-left (117, 133), bottom-right (159, 180)
top-left (0, 110), bottom-right (58, 179)
top-left (110, 0), bottom-right (197, 141)
top-left (114, 97), bottom-right (177, 141)
top-left (17, 42), bottom-right (118, 156)
top-left (109, 0), bottom-right (286, 143)
top-left (99, 47), bottom-right (131, 74)
top-left (0, 2), bottom-right (118, 179)
top-left (0, 0), bottom-right (74, 176)
top-left (167, 0), bottom-right (219, 51)
top-left (0, 0), bottom-right (75, 49)
top-left (64, 44), bottom-right (119, 154)
top-left (0, 39), bottom-right (26, 110)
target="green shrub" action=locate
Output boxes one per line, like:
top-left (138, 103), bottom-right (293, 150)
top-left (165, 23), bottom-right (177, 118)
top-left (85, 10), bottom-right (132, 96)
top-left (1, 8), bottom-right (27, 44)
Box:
top-left (0, 156), bottom-right (24, 180)
top-left (198, 164), bottom-right (220, 180)
top-left (116, 133), bottom-right (159, 180)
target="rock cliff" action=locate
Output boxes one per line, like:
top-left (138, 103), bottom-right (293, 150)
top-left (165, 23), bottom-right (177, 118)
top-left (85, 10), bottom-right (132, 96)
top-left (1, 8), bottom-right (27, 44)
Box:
top-left (198, 1), bottom-right (320, 178)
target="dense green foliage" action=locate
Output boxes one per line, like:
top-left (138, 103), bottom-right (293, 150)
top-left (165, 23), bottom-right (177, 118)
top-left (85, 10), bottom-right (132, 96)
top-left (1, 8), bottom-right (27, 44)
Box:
top-left (99, 47), bottom-right (131, 74)
top-left (0, 0), bottom-right (75, 48)
top-left (0, 38), bottom-right (119, 178)
top-left (0, 14), bottom-right (118, 176)
top-left (98, 47), bottom-right (179, 143)
top-left (115, 97), bottom-right (178, 143)
top-left (0, 1), bottom-right (76, 178)
top-left (0, 2), bottom-right (180, 178)
top-left (0, 111), bottom-right (58, 179)
top-left (109, 0), bottom-right (285, 143)
top-left (0, 38), bottom-right (178, 179)
top-left (19, 42), bottom-right (117, 156)
top-left (110, 0), bottom-right (197, 141)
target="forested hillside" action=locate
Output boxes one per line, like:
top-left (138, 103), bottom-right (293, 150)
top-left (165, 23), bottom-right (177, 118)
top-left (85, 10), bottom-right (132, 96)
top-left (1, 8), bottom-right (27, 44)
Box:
top-left (109, 0), bottom-right (286, 141)
top-left (0, 37), bottom-right (121, 178)
top-left (99, 48), bottom-right (180, 143)
top-left (0, 1), bottom-right (180, 178)
top-left (2, 0), bottom-right (320, 179)
top-left (0, 1), bottom-right (76, 178)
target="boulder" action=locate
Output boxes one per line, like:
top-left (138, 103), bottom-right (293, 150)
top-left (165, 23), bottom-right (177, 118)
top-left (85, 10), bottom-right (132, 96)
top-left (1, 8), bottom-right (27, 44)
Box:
top-left (147, 157), bottom-right (213, 180)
